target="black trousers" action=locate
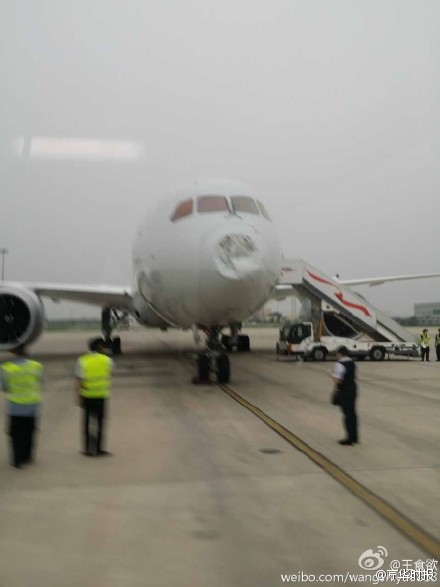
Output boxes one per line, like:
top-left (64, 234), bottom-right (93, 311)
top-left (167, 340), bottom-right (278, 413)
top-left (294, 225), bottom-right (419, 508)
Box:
top-left (436, 345), bottom-right (440, 361)
top-left (339, 397), bottom-right (358, 443)
top-left (421, 347), bottom-right (430, 361)
top-left (82, 398), bottom-right (107, 454)
top-left (9, 415), bottom-right (37, 467)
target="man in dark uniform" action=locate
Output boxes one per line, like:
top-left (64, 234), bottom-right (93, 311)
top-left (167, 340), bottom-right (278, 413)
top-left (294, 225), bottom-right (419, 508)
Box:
top-left (435, 328), bottom-right (440, 361)
top-left (331, 346), bottom-right (358, 446)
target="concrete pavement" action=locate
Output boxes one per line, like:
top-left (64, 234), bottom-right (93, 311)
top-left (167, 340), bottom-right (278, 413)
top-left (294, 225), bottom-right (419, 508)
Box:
top-left (0, 329), bottom-right (438, 587)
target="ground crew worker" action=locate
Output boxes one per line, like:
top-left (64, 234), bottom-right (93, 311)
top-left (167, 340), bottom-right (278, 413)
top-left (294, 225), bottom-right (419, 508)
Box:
top-left (420, 329), bottom-right (430, 361)
top-left (75, 338), bottom-right (113, 456)
top-left (0, 344), bottom-right (43, 468)
top-left (331, 346), bottom-right (359, 446)
top-left (436, 328), bottom-right (440, 361)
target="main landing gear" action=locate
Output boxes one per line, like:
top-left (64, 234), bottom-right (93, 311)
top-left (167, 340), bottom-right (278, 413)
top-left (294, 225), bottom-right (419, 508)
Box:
top-left (193, 327), bottom-right (231, 385)
top-left (221, 322), bottom-right (251, 352)
top-left (221, 333), bottom-right (250, 352)
top-left (101, 307), bottom-right (126, 355)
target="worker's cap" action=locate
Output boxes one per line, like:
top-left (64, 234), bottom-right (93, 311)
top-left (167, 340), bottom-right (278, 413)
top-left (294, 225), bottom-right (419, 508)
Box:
top-left (423, 329), bottom-right (428, 333)
top-left (88, 337), bottom-right (105, 351)
top-left (335, 345), bottom-right (348, 356)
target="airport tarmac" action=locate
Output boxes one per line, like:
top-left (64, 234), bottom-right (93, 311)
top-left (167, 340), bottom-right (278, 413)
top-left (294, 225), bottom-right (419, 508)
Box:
top-left (0, 328), bottom-right (439, 587)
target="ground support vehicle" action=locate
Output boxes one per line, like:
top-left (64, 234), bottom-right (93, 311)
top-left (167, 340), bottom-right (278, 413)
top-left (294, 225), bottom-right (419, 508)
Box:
top-left (275, 259), bottom-right (420, 361)
top-left (276, 320), bottom-right (420, 361)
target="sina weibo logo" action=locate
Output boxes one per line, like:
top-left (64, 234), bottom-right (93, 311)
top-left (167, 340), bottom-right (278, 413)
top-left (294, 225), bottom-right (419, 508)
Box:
top-left (358, 546), bottom-right (388, 570)
top-left (306, 270), bottom-right (372, 318)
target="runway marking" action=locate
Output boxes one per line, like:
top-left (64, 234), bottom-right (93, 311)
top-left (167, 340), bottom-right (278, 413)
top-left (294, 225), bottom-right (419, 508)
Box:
top-left (219, 383), bottom-right (440, 559)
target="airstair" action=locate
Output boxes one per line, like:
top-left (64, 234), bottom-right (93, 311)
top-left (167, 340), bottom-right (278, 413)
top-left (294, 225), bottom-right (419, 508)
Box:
top-left (278, 259), bottom-right (418, 344)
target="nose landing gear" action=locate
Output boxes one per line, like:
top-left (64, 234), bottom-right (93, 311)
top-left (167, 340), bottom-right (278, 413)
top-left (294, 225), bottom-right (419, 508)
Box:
top-left (193, 327), bottom-right (231, 384)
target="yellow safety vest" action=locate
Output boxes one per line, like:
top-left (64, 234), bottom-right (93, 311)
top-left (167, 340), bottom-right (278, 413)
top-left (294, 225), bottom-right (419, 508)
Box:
top-left (420, 333), bottom-right (430, 346)
top-left (1, 360), bottom-right (43, 405)
top-left (78, 353), bottom-right (112, 399)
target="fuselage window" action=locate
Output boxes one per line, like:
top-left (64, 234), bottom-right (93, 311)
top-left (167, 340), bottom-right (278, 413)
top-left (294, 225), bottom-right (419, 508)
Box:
top-left (170, 199), bottom-right (193, 222)
top-left (197, 195), bottom-right (229, 213)
top-left (231, 195), bottom-right (259, 215)
top-left (257, 200), bottom-right (272, 222)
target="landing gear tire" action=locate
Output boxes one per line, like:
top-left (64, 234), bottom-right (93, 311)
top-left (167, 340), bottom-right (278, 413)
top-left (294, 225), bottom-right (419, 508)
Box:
top-left (222, 334), bottom-right (250, 352)
top-left (216, 353), bottom-right (230, 384)
top-left (369, 347), bottom-right (385, 361)
top-left (103, 336), bottom-right (122, 355)
top-left (237, 335), bottom-right (250, 352)
top-left (112, 336), bottom-right (122, 355)
top-left (221, 334), bottom-right (232, 352)
top-left (194, 352), bottom-right (210, 383)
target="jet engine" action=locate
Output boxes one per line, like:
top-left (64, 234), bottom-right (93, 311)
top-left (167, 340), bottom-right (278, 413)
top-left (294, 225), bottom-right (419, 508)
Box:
top-left (0, 286), bottom-right (45, 351)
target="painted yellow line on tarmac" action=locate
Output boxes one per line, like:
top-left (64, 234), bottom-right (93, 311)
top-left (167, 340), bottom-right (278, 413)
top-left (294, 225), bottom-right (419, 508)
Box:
top-left (219, 383), bottom-right (440, 559)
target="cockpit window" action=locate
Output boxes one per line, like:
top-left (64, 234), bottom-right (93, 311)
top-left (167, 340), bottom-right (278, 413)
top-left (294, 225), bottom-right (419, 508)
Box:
top-left (197, 195), bottom-right (229, 213)
top-left (170, 199), bottom-right (193, 222)
top-left (257, 200), bottom-right (272, 222)
top-left (231, 195), bottom-right (259, 215)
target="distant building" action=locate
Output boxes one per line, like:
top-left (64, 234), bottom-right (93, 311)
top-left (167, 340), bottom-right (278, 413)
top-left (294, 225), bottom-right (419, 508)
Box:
top-left (414, 302), bottom-right (440, 324)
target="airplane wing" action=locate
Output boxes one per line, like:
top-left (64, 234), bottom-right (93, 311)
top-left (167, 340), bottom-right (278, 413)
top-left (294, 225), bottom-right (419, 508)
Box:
top-left (338, 273), bottom-right (440, 287)
top-left (9, 282), bottom-right (134, 311)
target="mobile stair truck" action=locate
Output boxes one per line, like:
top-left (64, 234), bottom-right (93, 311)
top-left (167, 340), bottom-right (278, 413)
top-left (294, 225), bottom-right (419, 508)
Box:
top-left (275, 259), bottom-right (420, 361)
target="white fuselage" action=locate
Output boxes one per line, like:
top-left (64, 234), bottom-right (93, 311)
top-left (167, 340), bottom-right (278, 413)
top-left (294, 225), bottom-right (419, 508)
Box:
top-left (130, 181), bottom-right (282, 328)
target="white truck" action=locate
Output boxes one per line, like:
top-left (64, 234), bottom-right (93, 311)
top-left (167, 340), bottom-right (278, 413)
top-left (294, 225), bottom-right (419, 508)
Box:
top-left (276, 320), bottom-right (420, 361)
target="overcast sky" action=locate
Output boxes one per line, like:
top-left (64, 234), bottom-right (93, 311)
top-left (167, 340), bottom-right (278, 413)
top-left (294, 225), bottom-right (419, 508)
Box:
top-left (1, 0), bottom-right (439, 318)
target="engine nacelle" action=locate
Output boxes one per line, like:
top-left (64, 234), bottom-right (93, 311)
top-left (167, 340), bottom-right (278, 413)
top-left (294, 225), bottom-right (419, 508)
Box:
top-left (0, 286), bottom-right (45, 351)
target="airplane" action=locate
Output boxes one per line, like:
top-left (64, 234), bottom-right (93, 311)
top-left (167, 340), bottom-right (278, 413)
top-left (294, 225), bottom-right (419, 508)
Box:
top-left (1, 179), bottom-right (439, 383)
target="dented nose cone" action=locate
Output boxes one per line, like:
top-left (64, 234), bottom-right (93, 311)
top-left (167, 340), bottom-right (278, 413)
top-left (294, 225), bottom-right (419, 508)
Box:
top-left (215, 233), bottom-right (260, 280)
top-left (198, 224), bottom-right (281, 324)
